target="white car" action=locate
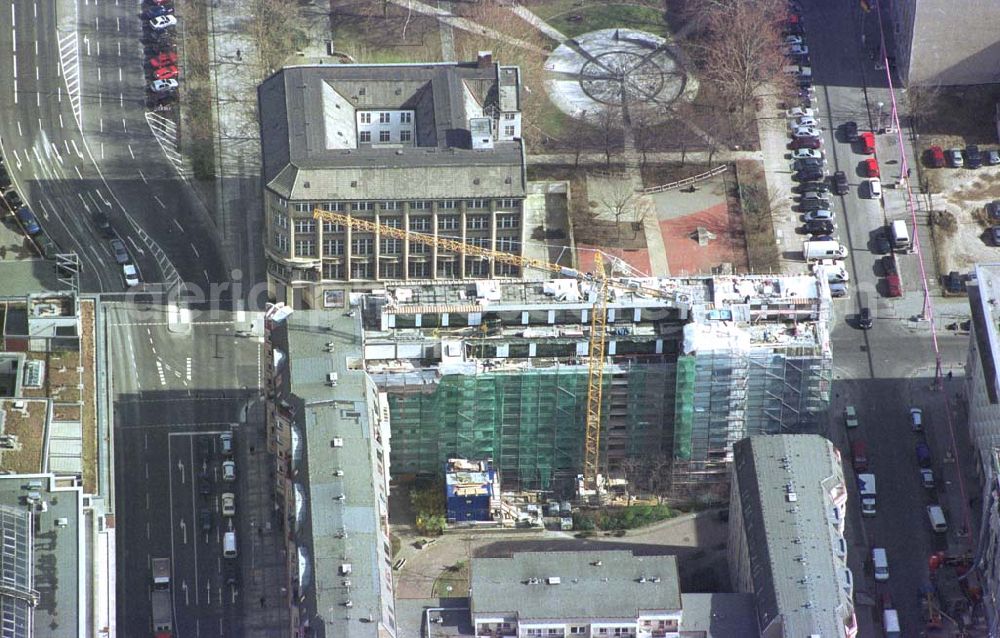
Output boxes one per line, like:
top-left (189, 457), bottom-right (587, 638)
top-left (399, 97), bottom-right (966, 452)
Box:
top-left (867, 178), bottom-right (882, 198)
top-left (122, 263), bottom-right (140, 287)
top-left (149, 15), bottom-right (177, 30)
top-left (221, 492), bottom-right (236, 517)
top-left (824, 267), bottom-right (849, 283)
top-left (784, 35), bottom-right (804, 46)
top-left (222, 460), bottom-right (236, 482)
top-left (149, 79), bottom-right (178, 93)
top-left (786, 106), bottom-right (815, 119)
top-left (792, 116), bottom-right (819, 129)
top-left (910, 407), bottom-right (923, 431)
top-left (800, 191), bottom-right (831, 202)
top-left (803, 209), bottom-right (834, 222)
top-left (786, 44), bottom-right (809, 56)
top-left (792, 126), bottom-right (822, 139)
top-left (791, 148), bottom-right (822, 160)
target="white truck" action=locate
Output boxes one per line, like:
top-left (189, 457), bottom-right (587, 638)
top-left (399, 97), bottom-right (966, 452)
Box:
top-left (152, 557), bottom-right (170, 590)
top-left (857, 473), bottom-right (876, 516)
top-left (803, 241), bottom-right (848, 261)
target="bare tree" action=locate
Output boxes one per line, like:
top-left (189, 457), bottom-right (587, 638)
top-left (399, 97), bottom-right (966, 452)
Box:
top-left (591, 105), bottom-right (624, 169)
top-left (595, 176), bottom-right (642, 249)
top-left (904, 83), bottom-right (943, 131)
top-left (698, 0), bottom-right (792, 115)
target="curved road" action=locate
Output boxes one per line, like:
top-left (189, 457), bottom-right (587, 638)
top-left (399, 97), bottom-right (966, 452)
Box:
top-left (0, 0), bottom-right (229, 297)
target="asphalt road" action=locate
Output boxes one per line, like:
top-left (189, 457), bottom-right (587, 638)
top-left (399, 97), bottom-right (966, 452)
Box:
top-left (108, 302), bottom-right (265, 636)
top-left (0, 0), bottom-right (229, 294)
top-left (801, 2), bottom-right (976, 635)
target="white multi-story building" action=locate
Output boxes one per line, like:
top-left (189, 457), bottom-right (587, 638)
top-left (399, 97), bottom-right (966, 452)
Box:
top-left (729, 435), bottom-right (856, 638)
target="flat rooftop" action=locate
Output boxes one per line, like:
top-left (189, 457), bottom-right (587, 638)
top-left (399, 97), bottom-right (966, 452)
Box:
top-left (471, 549), bottom-right (680, 620)
top-left (970, 264), bottom-right (1000, 404)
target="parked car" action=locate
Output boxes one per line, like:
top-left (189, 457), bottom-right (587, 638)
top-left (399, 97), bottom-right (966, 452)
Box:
top-left (15, 207), bottom-right (41, 235)
top-left (988, 149), bottom-right (1000, 166)
top-left (791, 148), bottom-right (822, 160)
top-left (915, 442), bottom-right (932, 468)
top-left (222, 460), bottom-right (236, 482)
top-left (833, 171), bottom-right (849, 195)
top-left (800, 190), bottom-right (829, 201)
top-left (863, 158), bottom-right (880, 178)
top-left (792, 116), bottom-right (819, 129)
top-left (882, 254), bottom-right (897, 275)
top-left (812, 235), bottom-right (836, 242)
top-left (3, 191), bottom-right (21, 210)
top-left (947, 148), bottom-right (964, 168)
top-left (141, 5), bottom-right (174, 20)
top-left (990, 226), bottom-right (1000, 246)
top-left (859, 131), bottom-right (876, 154)
top-left (842, 121), bottom-right (859, 142)
top-left (110, 238), bottom-right (130, 264)
top-left (794, 168), bottom-right (824, 181)
top-left (910, 407), bottom-right (923, 432)
top-left (151, 65), bottom-right (178, 81)
top-left (148, 51), bottom-right (178, 68)
top-left (797, 181), bottom-right (829, 193)
top-left (945, 271), bottom-right (963, 294)
top-left (786, 43), bottom-right (809, 56)
top-left (987, 201), bottom-right (1000, 220)
top-left (799, 199), bottom-right (832, 212)
top-left (804, 220), bottom-right (836, 234)
top-left (858, 307), bottom-right (873, 329)
top-left (829, 282), bottom-right (848, 297)
top-left (784, 35), bottom-right (804, 46)
top-left (786, 106), bottom-right (815, 119)
top-left (885, 272), bottom-right (902, 297)
top-left (920, 468), bottom-right (935, 489)
top-left (34, 234), bottom-right (57, 258)
top-left (966, 144), bottom-right (983, 169)
top-left (927, 145), bottom-right (945, 168)
top-left (200, 508), bottom-right (213, 533)
top-left (792, 126), bottom-right (822, 139)
top-left (149, 78), bottom-right (179, 93)
top-left (867, 178), bottom-right (882, 199)
top-left (789, 136), bottom-right (822, 150)
top-left (873, 231), bottom-right (891, 255)
top-left (0, 165), bottom-right (9, 190)
top-left (222, 492), bottom-right (236, 517)
top-left (792, 158), bottom-right (824, 172)
top-left (148, 15), bottom-right (177, 30)
top-left (851, 440), bottom-right (868, 472)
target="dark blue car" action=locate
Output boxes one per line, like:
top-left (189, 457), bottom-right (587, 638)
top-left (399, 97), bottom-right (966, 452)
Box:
top-left (15, 206), bottom-right (40, 235)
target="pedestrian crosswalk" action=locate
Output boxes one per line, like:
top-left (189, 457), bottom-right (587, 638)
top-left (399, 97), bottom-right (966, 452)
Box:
top-left (58, 33), bottom-right (82, 128)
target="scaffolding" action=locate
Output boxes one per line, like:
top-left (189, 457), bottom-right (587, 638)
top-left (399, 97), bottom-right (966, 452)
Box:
top-left (670, 346), bottom-right (832, 496)
top-left (384, 362), bottom-right (674, 492)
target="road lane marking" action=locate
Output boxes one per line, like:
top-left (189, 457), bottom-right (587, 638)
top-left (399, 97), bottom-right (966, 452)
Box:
top-left (122, 118), bottom-right (126, 133)
top-left (190, 243), bottom-right (199, 258)
top-left (74, 166), bottom-right (82, 179)
top-left (173, 219), bottom-right (183, 232)
top-left (127, 144), bottom-right (134, 159)
top-left (138, 169), bottom-right (147, 183)
top-left (118, 67), bottom-right (122, 82)
top-left (58, 113), bottom-right (63, 128)
top-left (34, 66), bottom-right (38, 80)
top-left (155, 360), bottom-right (166, 385)
top-left (100, 142), bottom-right (104, 159)
top-left (16, 122), bottom-right (21, 136)
top-left (154, 196), bottom-right (166, 209)
top-left (71, 139), bottom-right (82, 159)
top-left (97, 67), bottom-right (101, 82)
top-left (116, 16), bottom-right (119, 31)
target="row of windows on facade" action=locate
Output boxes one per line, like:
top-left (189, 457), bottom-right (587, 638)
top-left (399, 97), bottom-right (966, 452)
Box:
top-left (360, 129), bottom-right (411, 143)
top-left (308, 261), bottom-right (520, 279)
top-left (274, 236), bottom-right (522, 255)
top-left (358, 111), bottom-right (412, 125)
top-left (275, 214), bottom-right (520, 234)
top-left (520, 627), bottom-right (641, 635)
top-left (280, 199), bottom-right (521, 213)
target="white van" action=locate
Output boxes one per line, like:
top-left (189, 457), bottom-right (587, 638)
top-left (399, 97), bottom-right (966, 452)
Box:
top-left (884, 609), bottom-right (901, 637)
top-left (223, 531), bottom-right (238, 558)
top-left (927, 505), bottom-right (947, 533)
top-left (872, 547), bottom-right (889, 582)
top-left (890, 220), bottom-right (910, 250)
top-left (868, 178), bottom-right (882, 199)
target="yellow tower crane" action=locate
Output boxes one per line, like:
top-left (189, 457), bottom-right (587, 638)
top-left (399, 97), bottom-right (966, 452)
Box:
top-left (312, 208), bottom-right (660, 491)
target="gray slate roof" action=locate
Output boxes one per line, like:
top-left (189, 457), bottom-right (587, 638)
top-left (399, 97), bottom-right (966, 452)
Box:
top-left (732, 435), bottom-right (850, 638)
top-left (259, 63), bottom-right (525, 201)
top-left (287, 310), bottom-right (390, 638)
top-left (471, 549), bottom-right (680, 621)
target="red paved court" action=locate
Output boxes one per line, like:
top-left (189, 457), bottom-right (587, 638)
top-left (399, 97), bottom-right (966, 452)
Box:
top-left (658, 202), bottom-right (747, 276)
top-left (577, 244), bottom-right (652, 276)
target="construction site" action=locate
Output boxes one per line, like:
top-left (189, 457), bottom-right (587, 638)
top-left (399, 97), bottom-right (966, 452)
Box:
top-left (359, 272), bottom-right (832, 498)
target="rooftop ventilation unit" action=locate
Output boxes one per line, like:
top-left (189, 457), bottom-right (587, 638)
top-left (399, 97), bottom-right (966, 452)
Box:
top-left (332, 438), bottom-right (344, 448)
top-left (341, 563), bottom-right (352, 575)
top-left (327, 372), bottom-right (339, 386)
top-left (546, 577), bottom-right (561, 585)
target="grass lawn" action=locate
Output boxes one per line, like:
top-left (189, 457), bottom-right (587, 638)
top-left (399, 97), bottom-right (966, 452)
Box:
top-left (539, 3), bottom-right (668, 39)
top-left (331, 1), bottom-right (443, 63)
top-left (431, 561), bottom-right (469, 598)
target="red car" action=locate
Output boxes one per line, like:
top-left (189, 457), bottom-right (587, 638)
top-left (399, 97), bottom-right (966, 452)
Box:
top-left (864, 158), bottom-right (880, 178)
top-left (152, 65), bottom-right (179, 81)
top-left (149, 52), bottom-right (178, 69)
top-left (927, 145), bottom-right (945, 168)
top-left (789, 136), bottom-right (822, 150)
top-left (859, 131), bottom-right (876, 154)
top-left (852, 440), bottom-right (868, 472)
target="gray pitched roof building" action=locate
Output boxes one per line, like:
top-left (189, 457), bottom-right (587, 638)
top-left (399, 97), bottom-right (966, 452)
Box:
top-left (728, 435), bottom-right (855, 638)
top-left (258, 55), bottom-right (527, 307)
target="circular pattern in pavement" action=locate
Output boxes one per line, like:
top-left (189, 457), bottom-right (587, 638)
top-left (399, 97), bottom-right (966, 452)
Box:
top-left (544, 28), bottom-right (690, 124)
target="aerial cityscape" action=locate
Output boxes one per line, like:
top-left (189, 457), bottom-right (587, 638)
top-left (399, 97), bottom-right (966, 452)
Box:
top-left (1, 0), bottom-right (999, 636)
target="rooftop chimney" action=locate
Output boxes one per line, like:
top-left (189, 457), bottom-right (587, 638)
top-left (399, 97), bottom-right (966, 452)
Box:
top-left (477, 51), bottom-right (493, 68)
